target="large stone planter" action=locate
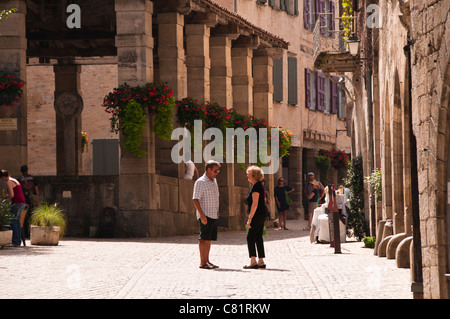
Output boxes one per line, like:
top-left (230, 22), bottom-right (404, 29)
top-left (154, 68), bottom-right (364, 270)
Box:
top-left (0, 230), bottom-right (12, 248)
top-left (30, 225), bottom-right (60, 246)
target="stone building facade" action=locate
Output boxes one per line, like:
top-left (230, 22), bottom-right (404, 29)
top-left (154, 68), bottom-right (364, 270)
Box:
top-left (313, 0), bottom-right (449, 299)
top-left (0, 1), bottom-right (350, 239)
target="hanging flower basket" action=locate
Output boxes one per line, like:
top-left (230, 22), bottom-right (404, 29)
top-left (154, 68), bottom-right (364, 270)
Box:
top-left (319, 148), bottom-right (350, 169)
top-left (81, 131), bottom-right (89, 153)
top-left (0, 71), bottom-right (25, 109)
top-left (176, 98), bottom-right (292, 161)
top-left (102, 82), bottom-right (175, 157)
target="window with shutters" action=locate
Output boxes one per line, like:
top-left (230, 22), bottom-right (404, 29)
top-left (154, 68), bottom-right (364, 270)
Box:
top-left (264, 0), bottom-right (298, 15)
top-left (316, 71), bottom-right (325, 112)
top-left (304, 0), bottom-right (335, 34)
top-left (288, 57), bottom-right (298, 106)
top-left (273, 58), bottom-right (283, 103)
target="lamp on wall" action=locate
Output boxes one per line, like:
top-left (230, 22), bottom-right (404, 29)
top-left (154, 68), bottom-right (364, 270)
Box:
top-left (347, 34), bottom-right (360, 56)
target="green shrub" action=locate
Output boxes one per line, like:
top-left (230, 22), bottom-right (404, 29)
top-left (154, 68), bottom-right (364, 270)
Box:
top-left (363, 236), bottom-right (376, 248)
top-left (30, 203), bottom-right (67, 237)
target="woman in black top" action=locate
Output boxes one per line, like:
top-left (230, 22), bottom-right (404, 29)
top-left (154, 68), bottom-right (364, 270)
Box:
top-left (244, 165), bottom-right (267, 269)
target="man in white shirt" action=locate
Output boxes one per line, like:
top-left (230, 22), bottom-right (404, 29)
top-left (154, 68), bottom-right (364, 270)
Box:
top-left (192, 160), bottom-right (221, 269)
top-left (184, 160), bottom-right (199, 180)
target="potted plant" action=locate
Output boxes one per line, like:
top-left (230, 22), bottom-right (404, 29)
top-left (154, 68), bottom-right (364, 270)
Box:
top-left (0, 191), bottom-right (13, 248)
top-left (30, 203), bottom-right (67, 246)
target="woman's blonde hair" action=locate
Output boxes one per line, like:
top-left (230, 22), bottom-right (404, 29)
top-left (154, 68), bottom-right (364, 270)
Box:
top-left (246, 165), bottom-right (264, 182)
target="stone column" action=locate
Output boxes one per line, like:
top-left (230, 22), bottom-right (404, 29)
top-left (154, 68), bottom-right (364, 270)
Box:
top-left (53, 63), bottom-right (83, 176)
top-left (115, 0), bottom-right (157, 236)
top-left (185, 24), bottom-right (210, 103)
top-left (157, 12), bottom-right (186, 178)
top-left (115, 0), bottom-right (154, 87)
top-left (252, 49), bottom-right (273, 123)
top-left (0, 0), bottom-right (27, 175)
top-left (252, 48), bottom-right (278, 219)
top-left (231, 46), bottom-right (253, 115)
top-left (157, 12), bottom-right (186, 99)
top-left (210, 35), bottom-right (233, 108)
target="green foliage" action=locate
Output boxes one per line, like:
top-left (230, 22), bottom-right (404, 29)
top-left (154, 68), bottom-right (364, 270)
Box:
top-left (363, 236), bottom-right (376, 248)
top-left (0, 8), bottom-right (16, 24)
top-left (30, 203), bottom-right (67, 237)
top-left (153, 96), bottom-right (175, 141)
top-left (343, 156), bottom-right (368, 241)
top-left (176, 98), bottom-right (292, 166)
top-left (121, 99), bottom-right (147, 157)
top-left (365, 168), bottom-right (382, 202)
top-left (341, 0), bottom-right (353, 40)
top-left (103, 82), bottom-right (175, 140)
top-left (315, 155), bottom-right (331, 171)
top-left (0, 193), bottom-right (13, 231)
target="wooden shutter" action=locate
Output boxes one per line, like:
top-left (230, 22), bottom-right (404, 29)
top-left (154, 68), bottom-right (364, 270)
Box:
top-left (303, 0), bottom-right (311, 29)
top-left (316, 72), bottom-right (325, 111)
top-left (273, 58), bottom-right (283, 102)
top-left (331, 75), bottom-right (338, 114)
top-left (93, 139), bottom-right (120, 175)
top-left (314, 0), bottom-right (320, 21)
top-left (319, 0), bottom-right (325, 35)
top-left (288, 57), bottom-right (298, 105)
top-left (330, 1), bottom-right (335, 36)
top-left (305, 68), bottom-right (311, 108)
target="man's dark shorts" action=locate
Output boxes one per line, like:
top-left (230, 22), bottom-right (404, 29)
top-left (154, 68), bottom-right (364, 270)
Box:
top-left (198, 216), bottom-right (218, 241)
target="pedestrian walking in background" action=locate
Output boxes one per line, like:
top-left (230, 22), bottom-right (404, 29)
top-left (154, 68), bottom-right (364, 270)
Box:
top-left (244, 165), bottom-right (268, 269)
top-left (17, 164), bottom-right (40, 237)
top-left (303, 172), bottom-right (324, 231)
top-left (274, 177), bottom-right (294, 230)
top-left (192, 160), bottom-right (221, 269)
top-left (184, 160), bottom-right (199, 180)
top-left (1, 169), bottom-right (27, 247)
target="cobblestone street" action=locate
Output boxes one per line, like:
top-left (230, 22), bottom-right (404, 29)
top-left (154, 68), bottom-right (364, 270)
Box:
top-left (0, 219), bottom-right (412, 300)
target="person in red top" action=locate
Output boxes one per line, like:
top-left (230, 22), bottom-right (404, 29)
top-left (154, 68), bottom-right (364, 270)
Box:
top-left (1, 169), bottom-right (26, 247)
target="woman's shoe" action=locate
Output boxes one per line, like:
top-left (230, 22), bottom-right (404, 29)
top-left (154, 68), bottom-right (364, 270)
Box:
top-left (258, 264), bottom-right (266, 269)
top-left (243, 263), bottom-right (259, 269)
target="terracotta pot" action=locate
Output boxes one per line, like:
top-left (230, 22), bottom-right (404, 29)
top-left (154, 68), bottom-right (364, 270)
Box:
top-left (30, 225), bottom-right (60, 246)
top-left (0, 230), bottom-right (13, 248)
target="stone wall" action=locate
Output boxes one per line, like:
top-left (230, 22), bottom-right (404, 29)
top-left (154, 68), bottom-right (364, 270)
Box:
top-left (26, 63), bottom-right (118, 176)
top-left (410, 0), bottom-right (450, 299)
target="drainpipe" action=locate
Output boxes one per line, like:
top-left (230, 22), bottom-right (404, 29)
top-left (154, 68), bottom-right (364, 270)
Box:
top-left (404, 36), bottom-right (423, 298)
